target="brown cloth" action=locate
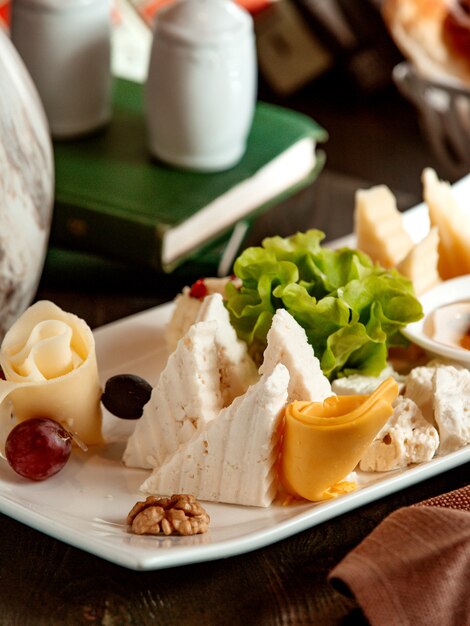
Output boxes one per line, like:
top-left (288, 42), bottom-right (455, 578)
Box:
top-left (329, 485), bottom-right (470, 626)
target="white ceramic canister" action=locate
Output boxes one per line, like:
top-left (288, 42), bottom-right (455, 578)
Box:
top-left (145, 0), bottom-right (257, 172)
top-left (0, 28), bottom-right (54, 338)
top-left (10, 0), bottom-right (112, 139)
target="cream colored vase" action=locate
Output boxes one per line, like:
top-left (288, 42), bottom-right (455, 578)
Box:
top-left (0, 30), bottom-right (54, 339)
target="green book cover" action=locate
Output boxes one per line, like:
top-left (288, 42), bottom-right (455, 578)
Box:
top-left (51, 78), bottom-right (326, 272)
top-left (42, 220), bottom-right (253, 293)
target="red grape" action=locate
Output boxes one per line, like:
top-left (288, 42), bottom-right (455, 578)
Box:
top-left (5, 418), bottom-right (72, 481)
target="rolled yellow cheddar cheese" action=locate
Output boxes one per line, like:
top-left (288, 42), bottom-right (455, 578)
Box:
top-left (0, 301), bottom-right (103, 445)
top-left (280, 377), bottom-right (399, 502)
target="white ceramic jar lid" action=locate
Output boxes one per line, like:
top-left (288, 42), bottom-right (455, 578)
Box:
top-left (13, 0), bottom-right (107, 13)
top-left (155, 0), bottom-right (253, 46)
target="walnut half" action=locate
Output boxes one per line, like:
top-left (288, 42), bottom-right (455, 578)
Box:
top-left (127, 494), bottom-right (210, 536)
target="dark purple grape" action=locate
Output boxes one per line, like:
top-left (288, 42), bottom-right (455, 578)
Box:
top-left (5, 418), bottom-right (72, 481)
top-left (101, 374), bottom-right (152, 420)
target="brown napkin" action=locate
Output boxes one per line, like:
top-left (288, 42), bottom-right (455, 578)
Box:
top-left (329, 485), bottom-right (470, 626)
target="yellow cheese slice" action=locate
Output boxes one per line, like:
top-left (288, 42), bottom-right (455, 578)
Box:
top-left (280, 377), bottom-right (399, 502)
top-left (396, 226), bottom-right (441, 295)
top-left (355, 185), bottom-right (413, 268)
top-left (0, 301), bottom-right (103, 446)
top-left (423, 168), bottom-right (470, 279)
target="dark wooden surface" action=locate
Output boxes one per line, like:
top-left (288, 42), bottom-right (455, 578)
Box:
top-left (3, 74), bottom-right (468, 626)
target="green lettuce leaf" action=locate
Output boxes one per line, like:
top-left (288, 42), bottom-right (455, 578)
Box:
top-left (225, 229), bottom-right (423, 380)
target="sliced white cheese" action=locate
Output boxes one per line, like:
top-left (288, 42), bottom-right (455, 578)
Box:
top-left (123, 320), bottom-right (223, 469)
top-left (423, 167), bottom-right (470, 279)
top-left (396, 226), bottom-right (440, 295)
top-left (259, 308), bottom-right (331, 403)
top-left (196, 293), bottom-right (258, 406)
top-left (359, 396), bottom-right (439, 472)
top-left (140, 363), bottom-right (290, 507)
top-left (0, 300), bottom-right (102, 446)
top-left (354, 184), bottom-right (413, 268)
top-left (433, 365), bottom-right (470, 454)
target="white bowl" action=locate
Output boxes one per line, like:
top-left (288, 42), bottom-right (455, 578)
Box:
top-left (403, 275), bottom-right (470, 367)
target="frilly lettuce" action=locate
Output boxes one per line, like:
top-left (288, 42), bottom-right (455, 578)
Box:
top-left (225, 230), bottom-right (423, 379)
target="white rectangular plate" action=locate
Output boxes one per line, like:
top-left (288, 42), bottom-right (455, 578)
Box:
top-left (1, 175), bottom-right (470, 571)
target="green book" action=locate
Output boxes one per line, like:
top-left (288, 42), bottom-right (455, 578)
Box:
top-left (42, 221), bottom-right (253, 293)
top-left (51, 78), bottom-right (326, 272)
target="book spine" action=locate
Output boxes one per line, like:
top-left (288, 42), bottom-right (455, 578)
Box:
top-left (50, 198), bottom-right (165, 272)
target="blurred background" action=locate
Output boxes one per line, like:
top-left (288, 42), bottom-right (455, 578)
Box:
top-left (0, 0), bottom-right (459, 323)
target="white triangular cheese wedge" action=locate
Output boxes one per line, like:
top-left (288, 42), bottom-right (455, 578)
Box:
top-left (123, 320), bottom-right (223, 469)
top-left (139, 363), bottom-right (290, 507)
top-left (259, 308), bottom-right (331, 402)
top-left (196, 293), bottom-right (258, 406)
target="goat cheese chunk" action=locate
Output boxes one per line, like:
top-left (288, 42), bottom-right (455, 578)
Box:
top-left (123, 320), bottom-right (223, 469)
top-left (139, 363), bottom-right (290, 507)
top-left (196, 293), bottom-right (258, 406)
top-left (259, 309), bottom-right (331, 403)
top-left (359, 396), bottom-right (439, 472)
top-left (404, 364), bottom-right (436, 425)
top-left (332, 365), bottom-right (404, 396)
top-left (433, 366), bottom-right (470, 454)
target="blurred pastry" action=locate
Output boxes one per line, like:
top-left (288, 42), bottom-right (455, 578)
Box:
top-left (383, 0), bottom-right (470, 85)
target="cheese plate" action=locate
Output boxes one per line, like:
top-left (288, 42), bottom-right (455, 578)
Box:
top-left (1, 175), bottom-right (470, 571)
top-left (0, 298), bottom-right (468, 571)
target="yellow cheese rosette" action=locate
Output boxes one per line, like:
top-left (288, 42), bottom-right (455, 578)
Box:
top-left (280, 378), bottom-right (399, 502)
top-left (0, 301), bottom-right (103, 446)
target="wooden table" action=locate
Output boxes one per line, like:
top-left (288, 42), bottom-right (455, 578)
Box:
top-left (3, 77), bottom-right (468, 626)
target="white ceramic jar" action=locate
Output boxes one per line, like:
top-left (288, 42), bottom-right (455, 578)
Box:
top-left (145, 0), bottom-right (257, 172)
top-left (10, 0), bottom-right (112, 139)
top-left (0, 29), bottom-right (54, 339)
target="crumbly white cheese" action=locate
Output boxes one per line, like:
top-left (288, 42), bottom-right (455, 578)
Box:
top-left (332, 365), bottom-right (405, 397)
top-left (433, 366), bottom-right (470, 454)
top-left (359, 396), bottom-right (439, 472)
top-left (165, 277), bottom-right (239, 354)
top-left (404, 361), bottom-right (462, 426)
top-left (140, 363), bottom-right (290, 507)
top-left (165, 288), bottom-right (202, 355)
top-left (404, 364), bottom-right (436, 425)
top-left (196, 293), bottom-right (258, 406)
top-left (259, 309), bottom-right (331, 403)
top-left (123, 320), bottom-right (223, 469)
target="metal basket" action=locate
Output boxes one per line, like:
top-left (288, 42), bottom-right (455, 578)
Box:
top-left (393, 61), bottom-right (470, 179)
